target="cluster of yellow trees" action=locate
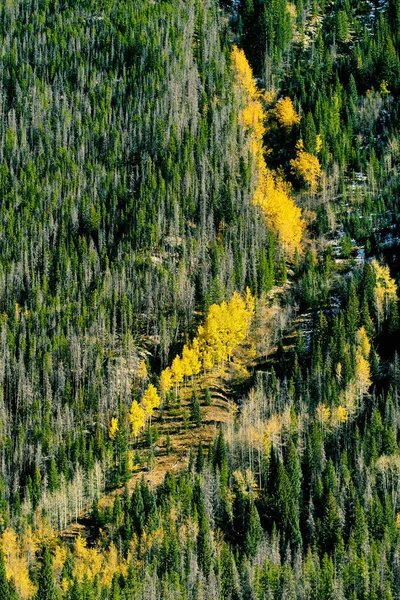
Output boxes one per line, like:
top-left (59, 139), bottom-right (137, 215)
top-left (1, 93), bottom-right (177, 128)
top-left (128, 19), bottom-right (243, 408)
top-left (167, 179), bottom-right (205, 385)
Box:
top-left (161, 289), bottom-right (255, 394)
top-left (231, 46), bottom-right (304, 255)
top-left (230, 47), bottom-right (324, 252)
top-left (109, 290), bottom-right (255, 443)
top-left (1, 527), bottom-right (129, 598)
top-left (109, 384), bottom-right (161, 441)
top-left (231, 47), bottom-right (308, 254)
top-left (129, 383), bottom-right (161, 437)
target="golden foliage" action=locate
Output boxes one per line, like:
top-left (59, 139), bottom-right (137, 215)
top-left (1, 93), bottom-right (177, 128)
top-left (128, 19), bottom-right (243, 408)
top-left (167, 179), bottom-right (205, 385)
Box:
top-left (197, 291), bottom-right (254, 367)
top-left (355, 348), bottom-right (372, 395)
top-left (171, 356), bottom-right (184, 385)
top-left (73, 535), bottom-right (103, 583)
top-left (290, 141), bottom-right (322, 189)
top-left (1, 529), bottom-right (36, 599)
top-left (160, 289), bottom-right (254, 388)
top-left (274, 96), bottom-right (301, 128)
top-left (142, 384), bottom-right (161, 418)
top-left (231, 46), bottom-right (305, 254)
top-left (53, 545), bottom-right (67, 577)
top-left (338, 381), bottom-right (358, 417)
top-left (137, 359), bottom-right (148, 380)
top-left (355, 324), bottom-right (372, 396)
top-left (333, 405), bottom-right (348, 425)
top-left (286, 3), bottom-right (297, 17)
top-left (315, 403), bottom-right (331, 426)
top-left (101, 542), bottom-right (119, 587)
top-left (380, 80), bottom-right (390, 95)
top-left (371, 260), bottom-right (397, 320)
top-left (253, 169), bottom-right (305, 253)
top-left (230, 46), bottom-right (259, 99)
top-left (160, 366), bottom-right (173, 394)
top-left (316, 403), bottom-right (348, 430)
top-left (129, 400), bottom-right (146, 437)
top-left (109, 417), bottom-right (119, 440)
top-left (356, 326), bottom-right (371, 359)
top-left (181, 342), bottom-right (202, 378)
top-left (316, 134), bottom-right (323, 154)
top-left (241, 100), bottom-right (266, 139)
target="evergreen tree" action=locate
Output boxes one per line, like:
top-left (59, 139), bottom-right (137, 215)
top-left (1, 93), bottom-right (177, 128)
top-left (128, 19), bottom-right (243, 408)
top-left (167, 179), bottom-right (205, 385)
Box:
top-left (244, 501), bottom-right (263, 557)
top-left (190, 389), bottom-right (202, 427)
top-left (0, 547), bottom-right (9, 600)
top-left (36, 547), bottom-right (58, 600)
top-left (196, 441), bottom-right (205, 473)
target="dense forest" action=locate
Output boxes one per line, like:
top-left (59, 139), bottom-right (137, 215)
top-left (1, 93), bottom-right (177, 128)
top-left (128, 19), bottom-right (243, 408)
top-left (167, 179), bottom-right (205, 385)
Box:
top-left (0, 0), bottom-right (399, 598)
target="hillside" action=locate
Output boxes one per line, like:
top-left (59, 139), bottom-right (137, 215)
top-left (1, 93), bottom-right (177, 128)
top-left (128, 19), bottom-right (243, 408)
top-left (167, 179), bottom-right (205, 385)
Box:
top-left (0, 0), bottom-right (399, 598)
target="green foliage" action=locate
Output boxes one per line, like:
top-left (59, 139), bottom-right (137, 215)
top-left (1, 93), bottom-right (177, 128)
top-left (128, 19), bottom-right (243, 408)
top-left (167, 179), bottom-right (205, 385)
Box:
top-left (36, 548), bottom-right (58, 600)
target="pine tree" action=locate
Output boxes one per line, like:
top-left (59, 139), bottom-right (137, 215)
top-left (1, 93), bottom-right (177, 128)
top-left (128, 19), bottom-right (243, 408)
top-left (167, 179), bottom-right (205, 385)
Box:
top-left (36, 547), bottom-right (58, 600)
top-left (220, 542), bottom-right (238, 600)
top-left (204, 387), bottom-right (212, 406)
top-left (196, 441), bottom-right (205, 473)
top-left (197, 510), bottom-right (212, 577)
top-left (0, 547), bottom-right (9, 600)
top-left (8, 579), bottom-right (18, 600)
top-left (320, 493), bottom-right (342, 554)
top-left (244, 500), bottom-right (263, 557)
top-left (67, 579), bottom-right (81, 600)
top-left (190, 389), bottom-right (202, 427)
top-left (48, 457), bottom-right (60, 493)
top-left (111, 574), bottom-right (121, 600)
top-left (304, 112), bottom-right (317, 155)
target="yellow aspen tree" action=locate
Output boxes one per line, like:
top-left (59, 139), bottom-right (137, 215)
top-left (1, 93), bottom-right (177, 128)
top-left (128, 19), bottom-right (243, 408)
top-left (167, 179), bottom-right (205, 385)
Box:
top-left (331, 406), bottom-right (348, 427)
top-left (254, 170), bottom-right (305, 253)
top-left (371, 260), bottom-right (397, 325)
top-left (356, 326), bottom-right (371, 359)
top-left (189, 338), bottom-right (202, 375)
top-left (231, 45), bottom-right (305, 255)
top-left (1, 529), bottom-right (36, 599)
top-left (181, 344), bottom-right (202, 379)
top-left (264, 414), bottom-right (283, 450)
top-left (73, 536), bottom-right (102, 582)
top-left (171, 356), bottom-right (184, 388)
top-left (290, 140), bottom-right (322, 189)
top-left (355, 348), bottom-right (372, 396)
top-left (53, 545), bottom-right (67, 580)
top-left (274, 96), bottom-right (301, 128)
top-left (101, 542), bottom-right (119, 587)
top-left (129, 400), bottom-right (146, 438)
top-left (315, 403), bottom-right (331, 428)
top-left (109, 417), bottom-right (119, 440)
top-left (142, 384), bottom-right (161, 419)
top-left (230, 46), bottom-right (259, 98)
top-left (137, 359), bottom-right (148, 381)
top-left (160, 367), bottom-right (173, 394)
top-left (244, 287), bottom-right (255, 314)
top-left (241, 100), bottom-right (266, 139)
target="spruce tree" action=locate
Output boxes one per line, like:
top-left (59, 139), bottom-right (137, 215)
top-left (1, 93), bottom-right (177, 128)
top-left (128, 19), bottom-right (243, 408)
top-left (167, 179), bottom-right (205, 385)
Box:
top-left (8, 579), bottom-right (18, 600)
top-left (196, 441), bottom-right (205, 473)
top-left (0, 547), bottom-right (9, 600)
top-left (36, 547), bottom-right (58, 600)
top-left (190, 389), bottom-right (202, 427)
top-left (244, 501), bottom-right (263, 557)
